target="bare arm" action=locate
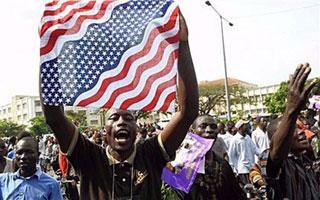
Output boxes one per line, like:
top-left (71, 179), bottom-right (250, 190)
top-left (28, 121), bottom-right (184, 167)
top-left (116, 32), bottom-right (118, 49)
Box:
top-left (269, 64), bottom-right (318, 162)
top-left (42, 105), bottom-right (76, 153)
top-left (160, 14), bottom-right (199, 156)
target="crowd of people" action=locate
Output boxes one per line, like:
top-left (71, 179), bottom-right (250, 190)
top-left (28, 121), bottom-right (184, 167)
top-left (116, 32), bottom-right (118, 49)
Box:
top-left (0, 12), bottom-right (319, 200)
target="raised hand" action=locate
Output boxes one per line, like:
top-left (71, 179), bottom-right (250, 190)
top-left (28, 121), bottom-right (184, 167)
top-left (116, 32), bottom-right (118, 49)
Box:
top-left (286, 63), bottom-right (318, 115)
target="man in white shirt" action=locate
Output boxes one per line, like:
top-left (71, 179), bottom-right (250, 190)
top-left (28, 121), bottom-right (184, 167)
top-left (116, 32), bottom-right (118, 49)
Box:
top-left (218, 121), bottom-right (234, 150)
top-left (228, 119), bottom-right (260, 186)
top-left (251, 116), bottom-right (270, 161)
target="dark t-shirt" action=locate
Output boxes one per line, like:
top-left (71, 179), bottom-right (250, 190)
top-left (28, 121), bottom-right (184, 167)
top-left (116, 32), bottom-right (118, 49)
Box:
top-left (185, 150), bottom-right (246, 200)
top-left (266, 154), bottom-right (320, 200)
top-left (68, 134), bottom-right (168, 200)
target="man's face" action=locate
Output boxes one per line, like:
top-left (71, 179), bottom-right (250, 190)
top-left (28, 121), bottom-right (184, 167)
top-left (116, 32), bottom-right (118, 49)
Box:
top-left (194, 116), bottom-right (218, 139)
top-left (239, 123), bottom-right (250, 135)
top-left (105, 109), bottom-right (137, 152)
top-left (291, 127), bottom-right (311, 154)
top-left (217, 123), bottom-right (226, 135)
top-left (226, 122), bottom-right (234, 133)
top-left (259, 117), bottom-right (268, 130)
top-left (15, 138), bottom-right (38, 177)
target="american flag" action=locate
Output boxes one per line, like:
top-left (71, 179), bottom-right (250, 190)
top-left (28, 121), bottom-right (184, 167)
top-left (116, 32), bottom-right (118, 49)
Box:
top-left (40, 0), bottom-right (179, 112)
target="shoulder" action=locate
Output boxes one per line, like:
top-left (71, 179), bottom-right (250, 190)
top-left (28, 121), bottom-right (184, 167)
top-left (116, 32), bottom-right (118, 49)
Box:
top-left (39, 172), bottom-right (59, 185)
top-left (0, 172), bottom-right (12, 179)
top-left (137, 135), bottom-right (161, 150)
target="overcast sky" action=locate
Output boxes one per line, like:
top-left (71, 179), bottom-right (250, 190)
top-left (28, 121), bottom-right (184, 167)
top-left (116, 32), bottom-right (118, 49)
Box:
top-left (0, 0), bottom-right (319, 105)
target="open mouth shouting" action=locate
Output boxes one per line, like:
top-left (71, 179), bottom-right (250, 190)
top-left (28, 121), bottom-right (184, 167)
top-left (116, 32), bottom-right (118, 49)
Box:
top-left (115, 129), bottom-right (131, 144)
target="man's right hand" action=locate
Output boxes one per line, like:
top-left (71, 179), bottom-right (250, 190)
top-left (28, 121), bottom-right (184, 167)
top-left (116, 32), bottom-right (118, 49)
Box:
top-left (269, 63), bottom-right (318, 162)
top-left (286, 63), bottom-right (318, 115)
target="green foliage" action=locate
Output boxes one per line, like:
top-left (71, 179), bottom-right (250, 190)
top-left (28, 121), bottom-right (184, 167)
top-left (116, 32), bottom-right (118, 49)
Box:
top-left (264, 81), bottom-right (288, 114)
top-left (199, 83), bottom-right (250, 116)
top-left (65, 110), bottom-right (87, 127)
top-left (131, 110), bottom-right (170, 121)
top-left (309, 79), bottom-right (320, 96)
top-left (161, 183), bottom-right (180, 200)
top-left (0, 120), bottom-right (26, 137)
top-left (199, 84), bottom-right (225, 115)
top-left (264, 79), bottom-right (320, 114)
top-left (29, 115), bottom-right (52, 136)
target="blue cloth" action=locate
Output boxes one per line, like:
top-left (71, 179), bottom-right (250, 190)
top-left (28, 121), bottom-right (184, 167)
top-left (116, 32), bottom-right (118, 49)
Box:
top-left (0, 168), bottom-right (63, 200)
top-left (6, 151), bottom-right (15, 160)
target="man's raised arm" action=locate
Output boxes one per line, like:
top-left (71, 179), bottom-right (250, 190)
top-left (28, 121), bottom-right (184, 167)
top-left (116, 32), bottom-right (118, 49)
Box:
top-left (160, 14), bottom-right (199, 157)
top-left (42, 105), bottom-right (76, 153)
top-left (269, 63), bottom-right (318, 163)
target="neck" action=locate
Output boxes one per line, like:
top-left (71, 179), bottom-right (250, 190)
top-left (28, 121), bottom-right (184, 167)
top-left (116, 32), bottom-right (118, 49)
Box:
top-left (239, 131), bottom-right (246, 136)
top-left (258, 126), bottom-right (265, 132)
top-left (20, 168), bottom-right (37, 178)
top-left (109, 147), bottom-right (134, 162)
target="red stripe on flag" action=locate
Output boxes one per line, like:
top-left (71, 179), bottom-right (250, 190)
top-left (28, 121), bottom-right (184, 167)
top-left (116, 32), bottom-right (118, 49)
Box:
top-left (43, 1), bottom-right (78, 17)
top-left (45, 1), bottom-right (60, 7)
top-left (103, 36), bottom-right (179, 108)
top-left (120, 49), bottom-right (178, 109)
top-left (76, 8), bottom-right (179, 106)
top-left (40, 0), bottom-right (112, 56)
top-left (41, 1), bottom-right (96, 37)
top-left (158, 91), bottom-right (176, 112)
top-left (141, 77), bottom-right (176, 111)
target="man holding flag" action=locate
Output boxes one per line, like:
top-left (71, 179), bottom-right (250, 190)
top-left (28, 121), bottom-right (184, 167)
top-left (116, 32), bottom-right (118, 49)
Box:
top-left (41, 2), bottom-right (198, 200)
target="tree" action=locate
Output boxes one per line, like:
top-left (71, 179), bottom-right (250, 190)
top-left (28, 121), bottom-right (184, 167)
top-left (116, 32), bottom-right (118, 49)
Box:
top-left (29, 115), bottom-right (52, 136)
top-left (0, 120), bottom-right (26, 137)
top-left (199, 84), bottom-right (225, 115)
top-left (65, 110), bottom-right (88, 127)
top-left (264, 81), bottom-right (288, 114)
top-left (264, 79), bottom-right (320, 114)
top-left (199, 83), bottom-right (250, 116)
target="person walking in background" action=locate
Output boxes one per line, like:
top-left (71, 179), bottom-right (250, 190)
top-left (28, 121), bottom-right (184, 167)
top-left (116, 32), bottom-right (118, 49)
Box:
top-left (218, 121), bottom-right (234, 150)
top-left (251, 116), bottom-right (270, 162)
top-left (0, 132), bottom-right (62, 200)
top-left (228, 119), bottom-right (260, 186)
top-left (0, 139), bottom-right (14, 173)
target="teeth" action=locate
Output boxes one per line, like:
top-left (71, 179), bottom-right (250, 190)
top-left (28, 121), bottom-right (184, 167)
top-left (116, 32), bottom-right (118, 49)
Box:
top-left (115, 138), bottom-right (128, 143)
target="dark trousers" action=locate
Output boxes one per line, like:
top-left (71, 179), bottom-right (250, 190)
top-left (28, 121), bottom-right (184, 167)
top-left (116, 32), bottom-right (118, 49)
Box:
top-left (238, 173), bottom-right (250, 187)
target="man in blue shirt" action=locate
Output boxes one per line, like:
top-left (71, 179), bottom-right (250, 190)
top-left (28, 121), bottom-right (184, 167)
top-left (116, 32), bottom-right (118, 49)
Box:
top-left (0, 132), bottom-right (62, 200)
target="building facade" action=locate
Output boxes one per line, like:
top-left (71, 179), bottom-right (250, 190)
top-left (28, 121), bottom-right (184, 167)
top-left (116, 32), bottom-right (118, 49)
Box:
top-left (0, 95), bottom-right (102, 127)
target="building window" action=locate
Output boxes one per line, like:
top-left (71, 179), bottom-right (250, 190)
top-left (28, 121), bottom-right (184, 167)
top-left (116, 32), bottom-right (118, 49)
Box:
top-left (36, 112), bottom-right (43, 116)
top-left (8, 108), bottom-right (11, 113)
top-left (23, 114), bottom-right (28, 121)
top-left (23, 103), bottom-right (27, 110)
top-left (90, 120), bottom-right (98, 125)
top-left (17, 105), bottom-right (21, 111)
top-left (35, 100), bottom-right (41, 107)
top-left (17, 115), bottom-right (22, 121)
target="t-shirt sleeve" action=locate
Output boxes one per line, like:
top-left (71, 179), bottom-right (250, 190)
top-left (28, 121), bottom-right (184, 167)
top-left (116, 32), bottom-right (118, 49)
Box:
top-left (67, 132), bottom-right (106, 176)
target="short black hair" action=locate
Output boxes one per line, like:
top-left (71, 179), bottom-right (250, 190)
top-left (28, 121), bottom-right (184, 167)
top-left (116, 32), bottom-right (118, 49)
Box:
top-left (16, 131), bottom-right (38, 152)
top-left (191, 114), bottom-right (215, 129)
top-left (266, 117), bottom-right (282, 140)
top-left (16, 131), bottom-right (33, 141)
top-left (8, 136), bottom-right (16, 145)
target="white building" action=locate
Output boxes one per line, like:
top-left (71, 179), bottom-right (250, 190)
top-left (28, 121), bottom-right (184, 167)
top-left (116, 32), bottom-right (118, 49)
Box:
top-left (242, 84), bottom-right (279, 115)
top-left (0, 95), bottom-right (102, 127)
